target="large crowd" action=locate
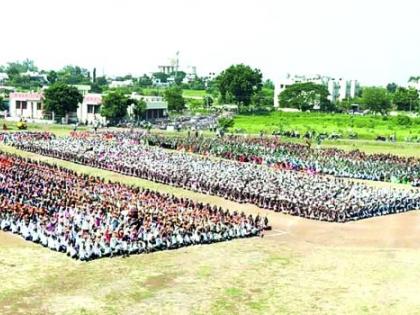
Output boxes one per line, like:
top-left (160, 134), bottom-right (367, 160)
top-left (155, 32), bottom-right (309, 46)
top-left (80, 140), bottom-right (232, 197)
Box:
top-left (145, 134), bottom-right (420, 187)
top-left (0, 151), bottom-right (267, 260)
top-left (6, 131), bottom-right (420, 223)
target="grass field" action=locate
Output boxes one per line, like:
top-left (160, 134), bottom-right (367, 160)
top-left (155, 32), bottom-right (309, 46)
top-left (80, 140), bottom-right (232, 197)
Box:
top-left (1, 145), bottom-right (420, 314)
top-left (2, 119), bottom-right (420, 158)
top-left (0, 120), bottom-right (89, 136)
top-left (234, 112), bottom-right (420, 141)
top-left (321, 139), bottom-right (420, 158)
top-left (182, 89), bottom-right (207, 98)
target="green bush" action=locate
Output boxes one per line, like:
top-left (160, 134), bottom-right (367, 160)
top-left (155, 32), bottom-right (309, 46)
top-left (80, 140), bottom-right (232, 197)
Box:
top-left (396, 115), bottom-right (412, 126)
top-left (218, 117), bottom-right (235, 130)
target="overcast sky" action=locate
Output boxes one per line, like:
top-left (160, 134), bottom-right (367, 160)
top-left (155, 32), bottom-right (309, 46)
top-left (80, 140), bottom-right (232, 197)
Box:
top-left (1, 0), bottom-right (419, 86)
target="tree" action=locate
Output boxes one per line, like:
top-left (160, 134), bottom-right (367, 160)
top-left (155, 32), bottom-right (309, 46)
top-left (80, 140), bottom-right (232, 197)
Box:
top-left (360, 87), bottom-right (391, 115)
top-left (6, 59), bottom-right (37, 75)
top-left (100, 91), bottom-right (129, 123)
top-left (92, 68), bottom-right (97, 83)
top-left (131, 99), bottom-right (147, 121)
top-left (336, 98), bottom-right (354, 112)
top-left (189, 77), bottom-right (206, 90)
top-left (278, 82), bottom-right (332, 112)
top-left (57, 65), bottom-right (90, 84)
top-left (216, 64), bottom-right (263, 105)
top-left (203, 95), bottom-right (214, 107)
top-left (164, 87), bottom-right (186, 112)
top-left (218, 117), bottom-right (234, 131)
top-left (43, 82), bottom-right (83, 123)
top-left (263, 79), bottom-right (275, 90)
top-left (21, 59), bottom-right (38, 72)
top-left (138, 74), bottom-right (153, 87)
top-left (96, 76), bottom-right (108, 87)
top-left (393, 87), bottom-right (419, 111)
top-left (172, 71), bottom-right (186, 85)
top-left (153, 72), bottom-right (169, 84)
top-left (6, 63), bottom-right (22, 81)
top-left (0, 95), bottom-right (5, 111)
top-left (386, 82), bottom-right (398, 94)
top-left (47, 70), bottom-right (58, 84)
top-left (90, 82), bottom-right (103, 93)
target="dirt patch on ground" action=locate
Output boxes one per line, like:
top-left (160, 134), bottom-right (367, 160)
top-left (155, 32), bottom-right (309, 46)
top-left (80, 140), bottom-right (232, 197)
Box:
top-left (144, 273), bottom-right (178, 290)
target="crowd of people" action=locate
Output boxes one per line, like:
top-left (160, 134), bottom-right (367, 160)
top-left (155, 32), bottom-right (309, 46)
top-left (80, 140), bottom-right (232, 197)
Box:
top-left (145, 134), bottom-right (420, 187)
top-left (7, 131), bottom-right (420, 223)
top-left (0, 151), bottom-right (267, 260)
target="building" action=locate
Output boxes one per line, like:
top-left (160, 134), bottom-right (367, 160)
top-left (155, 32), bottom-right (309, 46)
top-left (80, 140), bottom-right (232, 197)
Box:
top-left (7, 90), bottom-right (168, 124)
top-left (158, 65), bottom-right (175, 75)
top-left (77, 93), bottom-right (168, 124)
top-left (21, 71), bottom-right (48, 82)
top-left (128, 94), bottom-right (168, 120)
top-left (8, 92), bottom-right (44, 120)
top-left (109, 80), bottom-right (133, 89)
top-left (0, 73), bottom-right (8, 83)
top-left (77, 93), bottom-right (103, 124)
top-left (274, 74), bottom-right (360, 108)
top-left (73, 85), bottom-right (91, 96)
top-left (182, 66), bottom-right (198, 84)
top-left (408, 78), bottom-right (420, 93)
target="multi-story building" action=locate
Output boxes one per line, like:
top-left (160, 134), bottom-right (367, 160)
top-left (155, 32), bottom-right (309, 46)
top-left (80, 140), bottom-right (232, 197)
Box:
top-left (77, 93), bottom-right (103, 124)
top-left (274, 74), bottom-right (360, 108)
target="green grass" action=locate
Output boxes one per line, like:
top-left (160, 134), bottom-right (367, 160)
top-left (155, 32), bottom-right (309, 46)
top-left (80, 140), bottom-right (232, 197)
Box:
top-left (0, 120), bottom-right (89, 136)
top-left (233, 112), bottom-right (420, 141)
top-left (182, 89), bottom-right (207, 98)
top-left (320, 140), bottom-right (420, 158)
top-left (141, 87), bottom-right (164, 96)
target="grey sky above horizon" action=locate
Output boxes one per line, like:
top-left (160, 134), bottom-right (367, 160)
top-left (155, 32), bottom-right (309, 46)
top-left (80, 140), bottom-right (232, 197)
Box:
top-left (1, 0), bottom-right (419, 86)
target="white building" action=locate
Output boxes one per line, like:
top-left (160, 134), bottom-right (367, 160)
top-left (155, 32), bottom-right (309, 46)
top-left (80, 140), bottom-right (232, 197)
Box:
top-left (73, 85), bottom-right (91, 96)
top-left (0, 73), bottom-right (8, 83)
top-left (158, 65), bottom-right (175, 75)
top-left (21, 71), bottom-right (48, 82)
top-left (8, 92), bottom-right (44, 120)
top-left (274, 74), bottom-right (360, 108)
top-left (109, 80), bottom-right (133, 89)
top-left (8, 91), bottom-right (168, 124)
top-left (408, 78), bottom-right (420, 93)
top-left (77, 93), bottom-right (103, 124)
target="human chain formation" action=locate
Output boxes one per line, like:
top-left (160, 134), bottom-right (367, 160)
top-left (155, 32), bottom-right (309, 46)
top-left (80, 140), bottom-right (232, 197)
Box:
top-left (144, 134), bottom-right (420, 187)
top-left (0, 152), bottom-right (267, 261)
top-left (7, 132), bottom-right (420, 222)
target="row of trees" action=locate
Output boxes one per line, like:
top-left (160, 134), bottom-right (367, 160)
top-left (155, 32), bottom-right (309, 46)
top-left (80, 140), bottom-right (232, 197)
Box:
top-left (4, 59), bottom-right (418, 116)
top-left (1, 60), bottom-right (273, 110)
top-left (0, 60), bottom-right (208, 93)
top-left (278, 82), bottom-right (419, 115)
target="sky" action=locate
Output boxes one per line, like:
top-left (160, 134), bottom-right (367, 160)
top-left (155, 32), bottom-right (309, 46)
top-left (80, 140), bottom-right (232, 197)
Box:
top-left (0, 0), bottom-right (419, 86)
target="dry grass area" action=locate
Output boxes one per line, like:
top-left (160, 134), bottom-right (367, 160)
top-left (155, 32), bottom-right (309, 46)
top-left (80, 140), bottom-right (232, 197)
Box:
top-left (1, 146), bottom-right (420, 315)
top-left (3, 231), bottom-right (420, 315)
